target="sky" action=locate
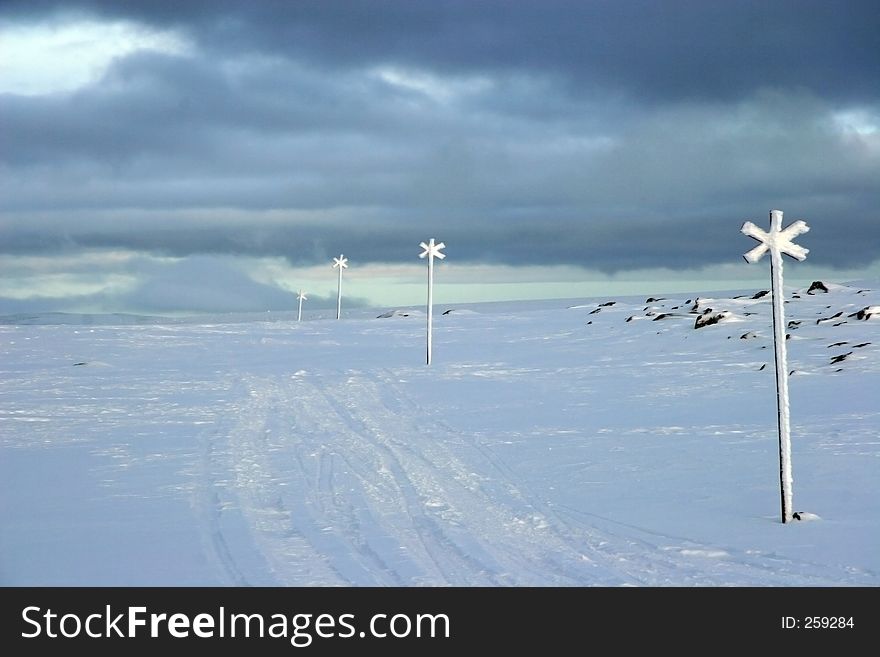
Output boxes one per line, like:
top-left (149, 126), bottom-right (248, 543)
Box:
top-left (1, 0), bottom-right (878, 315)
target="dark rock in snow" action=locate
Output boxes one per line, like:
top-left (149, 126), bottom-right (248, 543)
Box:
top-left (817, 311), bottom-right (843, 324)
top-left (853, 342), bottom-right (871, 348)
top-left (787, 320), bottom-right (802, 329)
top-left (587, 321), bottom-right (592, 325)
top-left (73, 362), bottom-right (87, 366)
top-left (740, 331), bottom-right (758, 339)
top-left (442, 309), bottom-right (455, 315)
top-left (694, 310), bottom-right (730, 329)
top-left (652, 313), bottom-right (674, 321)
top-left (645, 297), bottom-right (665, 303)
top-left (625, 316), bottom-right (636, 322)
top-left (830, 352), bottom-right (852, 364)
top-left (758, 363), bottom-right (766, 371)
top-left (752, 290), bottom-right (770, 299)
top-left (849, 306), bottom-right (880, 321)
top-left (833, 322), bottom-right (847, 327)
top-left (807, 281), bottom-right (829, 294)
top-left (377, 310), bottom-right (411, 318)
top-left (599, 301), bottom-right (616, 307)
top-left (786, 333), bottom-right (791, 340)
top-left (827, 341), bottom-right (848, 348)
top-left (589, 308), bottom-right (602, 314)
top-left (688, 298), bottom-right (705, 312)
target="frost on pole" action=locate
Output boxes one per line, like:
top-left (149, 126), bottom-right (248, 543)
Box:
top-left (297, 290), bottom-right (307, 322)
top-left (741, 209), bottom-right (809, 524)
top-left (332, 255), bottom-right (348, 320)
top-left (419, 238), bottom-right (446, 365)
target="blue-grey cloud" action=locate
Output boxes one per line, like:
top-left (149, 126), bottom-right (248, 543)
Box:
top-left (1, 0), bottom-right (878, 314)
top-left (8, 0), bottom-right (879, 104)
top-left (0, 254), bottom-right (358, 315)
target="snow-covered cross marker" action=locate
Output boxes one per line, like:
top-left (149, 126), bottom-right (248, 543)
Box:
top-left (419, 238), bottom-right (446, 365)
top-left (297, 290), bottom-right (307, 322)
top-left (741, 209), bottom-right (810, 524)
top-left (332, 255), bottom-right (348, 320)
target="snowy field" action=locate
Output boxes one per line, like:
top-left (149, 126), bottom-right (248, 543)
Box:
top-left (1, 282), bottom-right (878, 586)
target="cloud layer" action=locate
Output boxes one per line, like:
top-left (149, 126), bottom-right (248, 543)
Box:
top-left (2, 1), bottom-right (878, 312)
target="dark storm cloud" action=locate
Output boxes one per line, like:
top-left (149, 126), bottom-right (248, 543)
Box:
top-left (8, 0), bottom-right (879, 103)
top-left (0, 50), bottom-right (428, 167)
top-left (2, 195), bottom-right (877, 273)
top-left (1, 0), bottom-right (878, 287)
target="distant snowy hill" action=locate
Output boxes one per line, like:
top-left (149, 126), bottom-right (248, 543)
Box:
top-left (0, 311), bottom-right (168, 326)
top-left (1, 281), bottom-right (877, 585)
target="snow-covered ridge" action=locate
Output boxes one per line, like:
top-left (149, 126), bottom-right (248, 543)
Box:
top-left (0, 311), bottom-right (170, 326)
top-left (578, 281), bottom-right (877, 375)
top-left (2, 281), bottom-right (873, 327)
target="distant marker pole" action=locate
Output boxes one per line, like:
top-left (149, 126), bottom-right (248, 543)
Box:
top-left (419, 238), bottom-right (446, 365)
top-left (332, 255), bottom-right (348, 320)
top-left (297, 290), bottom-right (307, 322)
top-left (741, 209), bottom-right (810, 524)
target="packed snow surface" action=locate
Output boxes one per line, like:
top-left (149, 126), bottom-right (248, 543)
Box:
top-left (1, 282), bottom-right (877, 586)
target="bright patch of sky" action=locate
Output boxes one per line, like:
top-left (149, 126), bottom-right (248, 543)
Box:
top-left (246, 257), bottom-right (880, 309)
top-left (372, 66), bottom-right (492, 104)
top-left (0, 271), bottom-right (138, 300)
top-left (833, 109), bottom-right (879, 137)
top-left (832, 109), bottom-right (880, 155)
top-left (0, 19), bottom-right (191, 95)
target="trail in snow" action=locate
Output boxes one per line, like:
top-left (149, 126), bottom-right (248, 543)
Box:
top-left (1, 282), bottom-right (878, 585)
top-left (194, 367), bottom-right (875, 586)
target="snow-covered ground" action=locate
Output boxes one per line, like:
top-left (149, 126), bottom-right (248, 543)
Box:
top-left (1, 282), bottom-right (878, 586)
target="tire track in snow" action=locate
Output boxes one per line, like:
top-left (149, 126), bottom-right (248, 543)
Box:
top-left (311, 383), bottom-right (509, 585)
top-left (227, 369), bottom-right (681, 585)
top-left (369, 369), bottom-right (877, 586)
top-left (367, 368), bottom-right (669, 585)
top-left (206, 377), bottom-right (352, 585)
top-left (315, 372), bottom-right (612, 585)
top-left (200, 370), bottom-right (874, 586)
top-left (224, 373), bottom-right (465, 585)
top-left (216, 371), bottom-right (585, 584)
top-left (194, 421), bottom-right (250, 586)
